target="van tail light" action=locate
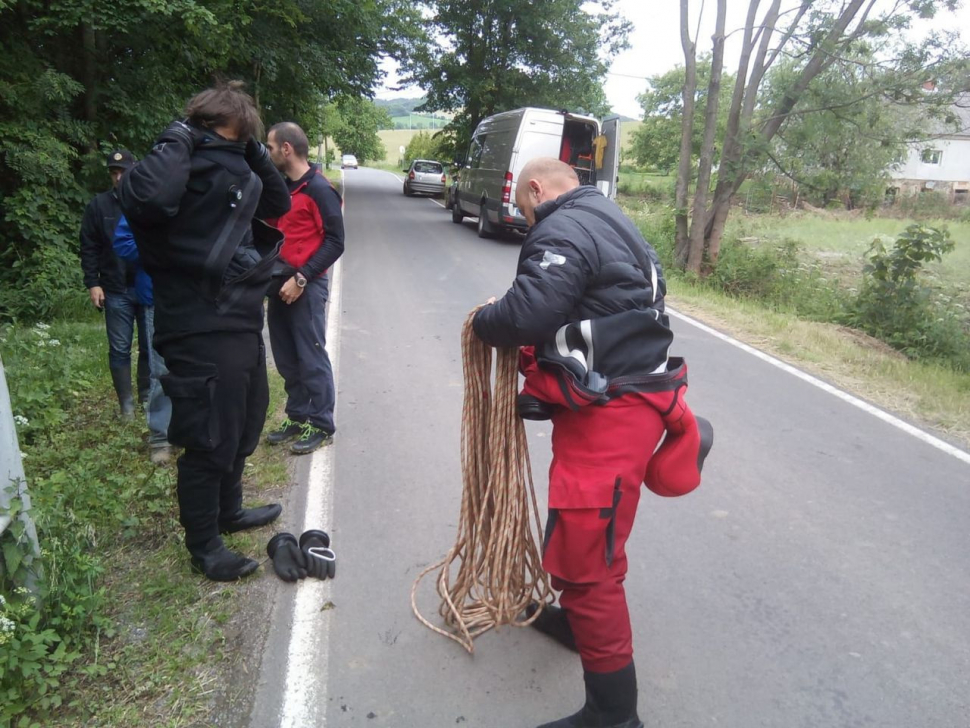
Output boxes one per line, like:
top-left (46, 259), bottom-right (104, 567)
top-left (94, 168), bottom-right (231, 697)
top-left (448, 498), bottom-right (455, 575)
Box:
top-left (501, 171), bottom-right (513, 204)
top-left (441, 174), bottom-right (447, 183)
top-left (409, 171), bottom-right (415, 180)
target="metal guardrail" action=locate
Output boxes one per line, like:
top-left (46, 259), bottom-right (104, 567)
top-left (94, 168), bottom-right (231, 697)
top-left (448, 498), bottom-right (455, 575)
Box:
top-left (0, 354), bottom-right (41, 589)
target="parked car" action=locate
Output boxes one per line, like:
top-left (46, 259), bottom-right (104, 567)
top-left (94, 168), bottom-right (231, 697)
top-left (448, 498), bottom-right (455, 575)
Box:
top-left (341, 154), bottom-right (358, 169)
top-left (450, 107), bottom-right (620, 238)
top-left (403, 159), bottom-right (447, 197)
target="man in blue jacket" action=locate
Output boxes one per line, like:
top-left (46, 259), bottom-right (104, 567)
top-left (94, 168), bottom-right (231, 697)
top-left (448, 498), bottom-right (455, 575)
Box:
top-left (79, 149), bottom-right (152, 416)
top-left (113, 215), bottom-right (172, 465)
top-left (118, 82), bottom-right (291, 581)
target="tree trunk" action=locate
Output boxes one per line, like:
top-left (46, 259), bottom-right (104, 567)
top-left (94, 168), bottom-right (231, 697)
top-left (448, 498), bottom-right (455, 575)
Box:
top-left (81, 23), bottom-right (98, 127)
top-left (685, 0), bottom-right (726, 275)
top-left (674, 0), bottom-right (697, 268)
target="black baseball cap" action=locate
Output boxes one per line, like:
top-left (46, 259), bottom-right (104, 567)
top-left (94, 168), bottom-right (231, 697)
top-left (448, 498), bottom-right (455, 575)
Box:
top-left (106, 149), bottom-right (135, 170)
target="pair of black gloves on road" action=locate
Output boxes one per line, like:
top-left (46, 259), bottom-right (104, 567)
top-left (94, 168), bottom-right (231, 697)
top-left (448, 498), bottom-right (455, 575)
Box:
top-left (267, 530), bottom-right (336, 582)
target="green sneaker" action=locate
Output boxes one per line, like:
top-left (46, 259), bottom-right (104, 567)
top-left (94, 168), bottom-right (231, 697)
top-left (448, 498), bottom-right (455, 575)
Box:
top-left (290, 422), bottom-right (333, 455)
top-left (266, 418), bottom-right (305, 445)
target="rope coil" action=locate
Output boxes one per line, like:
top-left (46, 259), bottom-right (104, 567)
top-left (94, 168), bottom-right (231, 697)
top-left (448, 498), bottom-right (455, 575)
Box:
top-left (411, 309), bottom-right (553, 653)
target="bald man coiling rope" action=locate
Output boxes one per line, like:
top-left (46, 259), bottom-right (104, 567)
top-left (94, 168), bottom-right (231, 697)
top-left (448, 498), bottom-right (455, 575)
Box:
top-left (470, 158), bottom-right (713, 728)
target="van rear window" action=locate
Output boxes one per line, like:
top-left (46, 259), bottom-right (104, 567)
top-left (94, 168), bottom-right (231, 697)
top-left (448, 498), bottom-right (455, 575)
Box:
top-left (414, 162), bottom-right (443, 173)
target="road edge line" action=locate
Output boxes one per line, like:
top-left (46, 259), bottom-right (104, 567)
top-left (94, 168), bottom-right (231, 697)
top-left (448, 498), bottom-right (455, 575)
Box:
top-left (278, 170), bottom-right (346, 727)
top-left (668, 307), bottom-right (970, 466)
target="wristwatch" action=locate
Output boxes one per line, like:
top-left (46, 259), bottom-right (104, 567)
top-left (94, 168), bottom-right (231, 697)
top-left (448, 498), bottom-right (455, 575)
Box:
top-left (295, 273), bottom-right (308, 289)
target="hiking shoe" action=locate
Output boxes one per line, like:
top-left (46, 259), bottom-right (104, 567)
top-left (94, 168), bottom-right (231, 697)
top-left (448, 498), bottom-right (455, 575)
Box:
top-left (290, 423), bottom-right (333, 455)
top-left (266, 418), bottom-right (305, 445)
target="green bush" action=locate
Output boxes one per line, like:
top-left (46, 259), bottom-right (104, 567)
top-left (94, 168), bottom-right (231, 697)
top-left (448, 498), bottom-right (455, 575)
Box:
top-left (404, 131), bottom-right (449, 168)
top-left (846, 224), bottom-right (970, 369)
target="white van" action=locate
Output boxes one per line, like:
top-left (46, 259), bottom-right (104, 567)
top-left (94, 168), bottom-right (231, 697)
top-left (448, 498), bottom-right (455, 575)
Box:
top-left (448, 108), bottom-right (620, 238)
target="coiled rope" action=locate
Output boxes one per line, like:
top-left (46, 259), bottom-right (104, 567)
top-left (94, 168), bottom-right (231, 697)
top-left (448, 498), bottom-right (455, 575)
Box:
top-left (410, 308), bottom-right (553, 653)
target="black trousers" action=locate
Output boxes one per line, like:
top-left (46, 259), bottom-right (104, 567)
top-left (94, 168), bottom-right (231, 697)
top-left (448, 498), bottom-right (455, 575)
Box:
top-left (158, 331), bottom-right (268, 554)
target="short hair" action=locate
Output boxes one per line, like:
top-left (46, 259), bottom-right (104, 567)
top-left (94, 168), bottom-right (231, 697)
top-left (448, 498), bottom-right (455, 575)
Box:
top-left (185, 80), bottom-right (263, 140)
top-left (268, 122), bottom-right (310, 159)
top-left (519, 158), bottom-right (580, 188)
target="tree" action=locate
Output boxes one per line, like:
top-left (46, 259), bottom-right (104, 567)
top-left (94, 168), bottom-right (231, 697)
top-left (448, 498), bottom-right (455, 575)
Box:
top-left (402, 0), bottom-right (631, 158)
top-left (0, 0), bottom-right (420, 320)
top-left (404, 131), bottom-right (450, 166)
top-left (673, 0), bottom-right (969, 275)
top-left (762, 58), bottom-right (910, 209)
top-left (331, 98), bottom-right (392, 164)
top-left (630, 60), bottom-right (734, 174)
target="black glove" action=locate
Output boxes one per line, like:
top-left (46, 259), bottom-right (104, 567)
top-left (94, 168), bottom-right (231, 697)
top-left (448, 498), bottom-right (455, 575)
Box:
top-left (157, 120), bottom-right (202, 150)
top-left (300, 529), bottom-right (336, 580)
top-left (245, 137), bottom-right (271, 167)
top-left (266, 533), bottom-right (308, 582)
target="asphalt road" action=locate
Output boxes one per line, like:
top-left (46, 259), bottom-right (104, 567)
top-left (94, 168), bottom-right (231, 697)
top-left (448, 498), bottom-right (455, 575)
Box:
top-left (249, 166), bottom-right (970, 728)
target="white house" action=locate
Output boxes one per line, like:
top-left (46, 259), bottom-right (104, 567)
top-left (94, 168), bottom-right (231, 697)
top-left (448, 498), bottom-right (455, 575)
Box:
top-left (889, 98), bottom-right (970, 205)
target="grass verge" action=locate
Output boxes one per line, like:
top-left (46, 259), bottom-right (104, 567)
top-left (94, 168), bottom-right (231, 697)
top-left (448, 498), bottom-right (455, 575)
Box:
top-left (666, 280), bottom-right (970, 448)
top-left (1, 319), bottom-right (290, 726)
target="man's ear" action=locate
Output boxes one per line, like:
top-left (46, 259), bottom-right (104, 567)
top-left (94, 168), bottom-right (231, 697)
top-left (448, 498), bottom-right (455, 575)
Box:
top-left (530, 178), bottom-right (542, 200)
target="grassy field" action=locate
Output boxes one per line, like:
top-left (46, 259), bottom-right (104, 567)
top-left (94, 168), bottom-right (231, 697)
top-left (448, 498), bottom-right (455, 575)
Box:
top-left (725, 212), bottom-right (970, 289)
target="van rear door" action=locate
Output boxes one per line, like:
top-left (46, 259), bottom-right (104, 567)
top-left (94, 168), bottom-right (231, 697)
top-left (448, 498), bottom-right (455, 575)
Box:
top-left (596, 116), bottom-right (621, 200)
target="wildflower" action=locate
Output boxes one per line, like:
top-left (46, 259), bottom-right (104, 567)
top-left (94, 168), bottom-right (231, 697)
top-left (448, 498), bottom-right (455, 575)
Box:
top-left (0, 594), bottom-right (6, 607)
top-left (20, 452), bottom-right (27, 459)
top-left (34, 323), bottom-right (50, 330)
top-left (13, 415), bottom-right (28, 427)
top-left (47, 339), bottom-right (61, 347)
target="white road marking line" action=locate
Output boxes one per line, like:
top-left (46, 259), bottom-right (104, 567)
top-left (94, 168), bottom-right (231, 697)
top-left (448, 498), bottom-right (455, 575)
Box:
top-left (668, 307), bottom-right (970, 466)
top-left (278, 171), bottom-right (346, 727)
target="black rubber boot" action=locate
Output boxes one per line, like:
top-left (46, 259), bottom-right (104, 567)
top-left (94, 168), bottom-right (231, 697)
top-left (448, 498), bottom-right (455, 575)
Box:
top-left (190, 537), bottom-right (259, 582)
top-left (525, 602), bottom-right (579, 652)
top-left (536, 661), bottom-right (642, 728)
top-left (110, 367), bottom-right (136, 420)
top-left (219, 504), bottom-right (283, 535)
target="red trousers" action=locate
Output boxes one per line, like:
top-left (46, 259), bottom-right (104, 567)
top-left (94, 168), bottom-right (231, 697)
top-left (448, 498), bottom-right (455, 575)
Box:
top-left (544, 396), bottom-right (665, 672)
top-left (522, 349), bottom-right (707, 672)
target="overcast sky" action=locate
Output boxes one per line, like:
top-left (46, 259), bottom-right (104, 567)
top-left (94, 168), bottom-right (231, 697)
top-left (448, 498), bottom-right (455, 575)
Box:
top-left (375, 1), bottom-right (970, 118)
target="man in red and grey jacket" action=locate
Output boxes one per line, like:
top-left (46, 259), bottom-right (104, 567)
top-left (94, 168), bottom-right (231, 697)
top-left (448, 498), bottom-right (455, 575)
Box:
top-left (264, 122), bottom-right (345, 454)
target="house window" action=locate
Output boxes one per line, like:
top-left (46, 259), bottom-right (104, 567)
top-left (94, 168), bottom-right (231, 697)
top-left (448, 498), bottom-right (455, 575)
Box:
top-left (920, 149), bottom-right (942, 164)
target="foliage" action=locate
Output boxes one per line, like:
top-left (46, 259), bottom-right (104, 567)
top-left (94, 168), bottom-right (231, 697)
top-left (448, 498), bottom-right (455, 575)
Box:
top-left (330, 98), bottom-right (392, 164)
top-left (0, 319), bottom-right (188, 723)
top-left (763, 57), bottom-right (922, 210)
top-left (672, 0), bottom-right (970, 274)
top-left (847, 225), bottom-right (969, 367)
top-left (403, 131), bottom-right (450, 166)
top-left (0, 0), bottom-right (421, 322)
top-left (0, 323), bottom-right (98, 441)
top-left (630, 60), bottom-right (733, 174)
top-left (402, 0), bottom-right (631, 159)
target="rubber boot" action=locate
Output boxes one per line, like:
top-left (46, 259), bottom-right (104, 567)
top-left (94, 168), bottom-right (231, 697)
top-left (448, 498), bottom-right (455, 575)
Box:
top-left (536, 661), bottom-right (642, 728)
top-left (219, 503), bottom-right (283, 535)
top-left (525, 602), bottom-right (579, 652)
top-left (110, 367), bottom-right (136, 420)
top-left (189, 537), bottom-right (259, 582)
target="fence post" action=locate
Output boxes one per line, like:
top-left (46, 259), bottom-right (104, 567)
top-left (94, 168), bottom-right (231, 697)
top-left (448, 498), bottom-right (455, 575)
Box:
top-left (0, 354), bottom-right (42, 593)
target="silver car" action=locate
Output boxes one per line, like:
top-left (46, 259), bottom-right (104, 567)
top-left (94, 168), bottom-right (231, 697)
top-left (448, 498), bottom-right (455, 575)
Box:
top-left (403, 160), bottom-right (446, 197)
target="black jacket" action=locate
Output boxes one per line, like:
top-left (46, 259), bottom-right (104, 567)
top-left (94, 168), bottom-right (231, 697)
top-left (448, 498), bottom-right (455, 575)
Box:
top-left (79, 189), bottom-right (135, 293)
top-left (473, 185), bottom-right (673, 384)
top-left (118, 126), bottom-right (291, 343)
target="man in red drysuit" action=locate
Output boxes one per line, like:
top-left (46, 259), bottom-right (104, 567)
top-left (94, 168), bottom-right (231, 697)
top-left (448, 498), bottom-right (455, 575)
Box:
top-left (473, 158), bottom-right (712, 728)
